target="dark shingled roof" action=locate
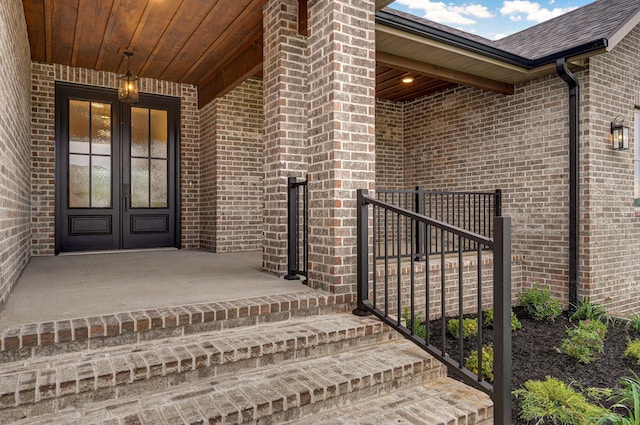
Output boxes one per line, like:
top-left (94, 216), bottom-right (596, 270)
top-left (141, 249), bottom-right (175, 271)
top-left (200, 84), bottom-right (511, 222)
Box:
top-left (495, 0), bottom-right (640, 59)
top-left (382, 0), bottom-right (640, 62)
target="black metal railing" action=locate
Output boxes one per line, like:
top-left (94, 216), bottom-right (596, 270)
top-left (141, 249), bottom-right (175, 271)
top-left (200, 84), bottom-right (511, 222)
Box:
top-left (375, 188), bottom-right (501, 259)
top-left (285, 176), bottom-right (308, 281)
top-left (354, 189), bottom-right (512, 425)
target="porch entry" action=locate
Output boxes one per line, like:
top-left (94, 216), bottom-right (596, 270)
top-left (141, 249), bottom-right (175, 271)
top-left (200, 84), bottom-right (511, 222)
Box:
top-left (55, 83), bottom-right (180, 253)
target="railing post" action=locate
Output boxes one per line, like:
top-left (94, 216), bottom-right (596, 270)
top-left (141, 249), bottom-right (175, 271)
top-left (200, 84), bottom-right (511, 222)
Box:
top-left (414, 186), bottom-right (424, 261)
top-left (284, 177), bottom-right (300, 280)
top-left (493, 216), bottom-right (512, 425)
top-left (301, 179), bottom-right (308, 280)
top-left (495, 189), bottom-right (502, 217)
top-left (353, 189), bottom-right (372, 316)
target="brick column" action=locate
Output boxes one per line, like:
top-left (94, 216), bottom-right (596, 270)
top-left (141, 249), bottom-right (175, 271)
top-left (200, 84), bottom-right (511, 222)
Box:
top-left (306, 0), bottom-right (376, 292)
top-left (262, 0), bottom-right (309, 275)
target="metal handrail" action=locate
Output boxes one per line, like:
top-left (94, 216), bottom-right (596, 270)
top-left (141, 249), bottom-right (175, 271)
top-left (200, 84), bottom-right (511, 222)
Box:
top-left (284, 176), bottom-right (308, 281)
top-left (355, 189), bottom-right (512, 425)
top-left (375, 188), bottom-right (501, 260)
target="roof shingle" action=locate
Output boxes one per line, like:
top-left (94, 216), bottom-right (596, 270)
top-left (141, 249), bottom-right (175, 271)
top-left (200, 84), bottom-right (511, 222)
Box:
top-left (382, 0), bottom-right (640, 61)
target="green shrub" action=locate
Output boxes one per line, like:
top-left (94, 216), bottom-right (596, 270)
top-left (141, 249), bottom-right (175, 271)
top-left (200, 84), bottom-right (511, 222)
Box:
top-left (447, 318), bottom-right (478, 339)
top-left (465, 345), bottom-right (493, 382)
top-left (626, 314), bottom-right (640, 333)
top-left (561, 319), bottom-right (607, 364)
top-left (514, 376), bottom-right (609, 425)
top-left (518, 284), bottom-right (563, 322)
top-left (596, 373), bottom-right (640, 425)
top-left (570, 297), bottom-right (608, 323)
top-left (402, 307), bottom-right (426, 339)
top-left (485, 308), bottom-right (523, 331)
top-left (625, 340), bottom-right (640, 365)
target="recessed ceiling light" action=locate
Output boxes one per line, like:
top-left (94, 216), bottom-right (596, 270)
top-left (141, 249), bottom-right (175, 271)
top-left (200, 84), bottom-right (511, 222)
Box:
top-left (401, 76), bottom-right (414, 84)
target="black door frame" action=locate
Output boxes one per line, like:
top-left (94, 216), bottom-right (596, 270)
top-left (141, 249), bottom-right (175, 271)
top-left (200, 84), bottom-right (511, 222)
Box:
top-left (54, 82), bottom-right (181, 254)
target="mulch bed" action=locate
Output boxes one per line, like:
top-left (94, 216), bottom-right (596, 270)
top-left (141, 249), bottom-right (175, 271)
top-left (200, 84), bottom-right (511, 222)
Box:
top-left (427, 308), bottom-right (640, 423)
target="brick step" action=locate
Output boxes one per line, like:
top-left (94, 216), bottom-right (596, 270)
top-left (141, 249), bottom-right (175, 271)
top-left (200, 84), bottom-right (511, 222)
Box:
top-left (10, 338), bottom-right (446, 425)
top-left (0, 291), bottom-right (354, 363)
top-left (0, 313), bottom-right (396, 423)
top-left (286, 376), bottom-right (493, 425)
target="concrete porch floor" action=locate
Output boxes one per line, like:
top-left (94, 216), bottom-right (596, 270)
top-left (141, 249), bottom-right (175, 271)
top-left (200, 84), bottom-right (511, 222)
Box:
top-left (0, 249), bottom-right (314, 327)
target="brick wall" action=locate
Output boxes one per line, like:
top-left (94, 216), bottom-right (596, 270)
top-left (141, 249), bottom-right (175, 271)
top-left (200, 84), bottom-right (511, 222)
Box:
top-left (199, 79), bottom-right (264, 252)
top-left (0, 0), bottom-right (32, 306)
top-left (375, 74), bottom-right (579, 306)
top-left (376, 100), bottom-right (404, 189)
top-left (581, 26), bottom-right (640, 315)
top-left (306, 0), bottom-right (377, 293)
top-left (31, 63), bottom-right (200, 254)
top-left (199, 100), bottom-right (217, 251)
top-left (375, 28), bottom-right (640, 313)
top-left (374, 256), bottom-right (499, 320)
top-left (262, 0), bottom-right (309, 275)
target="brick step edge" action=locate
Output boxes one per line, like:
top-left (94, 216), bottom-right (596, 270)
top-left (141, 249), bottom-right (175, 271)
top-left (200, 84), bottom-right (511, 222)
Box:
top-left (286, 376), bottom-right (494, 425)
top-left (11, 339), bottom-right (447, 425)
top-left (0, 291), bottom-right (355, 362)
top-left (0, 314), bottom-right (397, 419)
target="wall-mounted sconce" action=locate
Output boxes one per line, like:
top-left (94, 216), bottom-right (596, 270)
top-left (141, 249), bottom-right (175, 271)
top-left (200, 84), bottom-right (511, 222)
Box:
top-left (118, 51), bottom-right (139, 103)
top-left (611, 117), bottom-right (630, 150)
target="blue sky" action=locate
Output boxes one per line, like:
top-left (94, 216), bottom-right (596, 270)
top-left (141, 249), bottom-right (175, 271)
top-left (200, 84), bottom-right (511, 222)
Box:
top-left (388, 0), bottom-right (592, 40)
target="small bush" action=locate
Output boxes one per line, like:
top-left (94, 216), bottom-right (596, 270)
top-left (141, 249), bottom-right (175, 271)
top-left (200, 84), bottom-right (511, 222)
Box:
top-left (448, 318), bottom-right (478, 339)
top-left (561, 319), bottom-right (607, 364)
top-left (518, 284), bottom-right (562, 322)
top-left (465, 345), bottom-right (494, 382)
top-left (485, 308), bottom-right (523, 331)
top-left (626, 314), bottom-right (640, 333)
top-left (514, 376), bottom-right (609, 425)
top-left (596, 373), bottom-right (640, 425)
top-left (402, 307), bottom-right (426, 339)
top-left (570, 297), bottom-right (608, 322)
top-left (625, 339), bottom-right (640, 365)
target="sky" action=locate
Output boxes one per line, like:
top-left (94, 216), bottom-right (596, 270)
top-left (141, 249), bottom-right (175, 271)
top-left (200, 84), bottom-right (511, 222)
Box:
top-left (388, 0), bottom-right (593, 40)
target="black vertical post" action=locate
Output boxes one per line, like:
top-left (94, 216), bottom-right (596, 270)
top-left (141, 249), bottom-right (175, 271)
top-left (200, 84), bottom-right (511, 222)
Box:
top-left (284, 177), bottom-right (300, 280)
top-left (353, 189), bottom-right (372, 316)
top-left (301, 179), bottom-right (308, 279)
top-left (495, 189), bottom-right (502, 217)
top-left (493, 216), bottom-right (512, 425)
top-left (414, 186), bottom-right (424, 261)
top-left (556, 58), bottom-right (580, 308)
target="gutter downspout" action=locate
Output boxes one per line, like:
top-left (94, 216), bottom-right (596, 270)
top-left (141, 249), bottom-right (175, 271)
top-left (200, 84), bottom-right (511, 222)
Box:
top-left (555, 58), bottom-right (579, 308)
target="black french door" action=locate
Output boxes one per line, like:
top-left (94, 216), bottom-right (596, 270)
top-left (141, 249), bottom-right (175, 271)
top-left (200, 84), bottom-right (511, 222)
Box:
top-left (55, 83), bottom-right (180, 253)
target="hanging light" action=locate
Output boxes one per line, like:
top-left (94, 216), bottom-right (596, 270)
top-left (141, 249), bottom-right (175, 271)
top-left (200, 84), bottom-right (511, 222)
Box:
top-left (611, 116), bottom-right (630, 150)
top-left (118, 51), bottom-right (139, 103)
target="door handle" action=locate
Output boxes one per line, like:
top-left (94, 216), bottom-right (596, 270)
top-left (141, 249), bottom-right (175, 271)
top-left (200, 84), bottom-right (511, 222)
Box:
top-left (123, 183), bottom-right (130, 212)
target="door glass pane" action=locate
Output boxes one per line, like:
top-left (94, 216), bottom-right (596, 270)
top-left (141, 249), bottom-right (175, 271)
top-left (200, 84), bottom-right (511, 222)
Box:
top-left (91, 103), bottom-right (111, 155)
top-left (131, 158), bottom-right (149, 208)
top-left (91, 156), bottom-right (111, 208)
top-left (131, 107), bottom-right (149, 157)
top-left (69, 100), bottom-right (90, 154)
top-left (69, 154), bottom-right (90, 207)
top-left (150, 109), bottom-right (168, 158)
top-left (151, 159), bottom-right (167, 207)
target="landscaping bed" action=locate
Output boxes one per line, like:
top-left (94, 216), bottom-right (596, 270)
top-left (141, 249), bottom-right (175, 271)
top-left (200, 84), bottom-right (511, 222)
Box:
top-left (424, 302), bottom-right (640, 423)
top-left (510, 308), bottom-right (638, 423)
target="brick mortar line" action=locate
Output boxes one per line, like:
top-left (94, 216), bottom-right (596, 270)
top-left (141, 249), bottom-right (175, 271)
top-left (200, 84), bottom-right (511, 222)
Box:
top-left (0, 317), bottom-right (390, 409)
top-left (14, 340), bottom-right (438, 425)
top-left (0, 292), bottom-right (357, 352)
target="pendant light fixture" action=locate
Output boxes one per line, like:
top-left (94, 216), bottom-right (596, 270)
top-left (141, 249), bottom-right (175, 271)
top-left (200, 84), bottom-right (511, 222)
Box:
top-left (118, 51), bottom-right (139, 103)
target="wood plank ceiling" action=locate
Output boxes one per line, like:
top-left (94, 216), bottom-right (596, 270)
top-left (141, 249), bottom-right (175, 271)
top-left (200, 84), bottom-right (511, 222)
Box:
top-left (22, 0), bottom-right (473, 107)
